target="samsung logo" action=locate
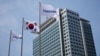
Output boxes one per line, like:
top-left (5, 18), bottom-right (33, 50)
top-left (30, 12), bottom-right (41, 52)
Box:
top-left (43, 10), bottom-right (56, 13)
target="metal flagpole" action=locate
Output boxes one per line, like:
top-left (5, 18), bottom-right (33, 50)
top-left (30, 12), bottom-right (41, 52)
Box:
top-left (39, 2), bottom-right (41, 56)
top-left (8, 30), bottom-right (12, 56)
top-left (21, 18), bottom-right (24, 56)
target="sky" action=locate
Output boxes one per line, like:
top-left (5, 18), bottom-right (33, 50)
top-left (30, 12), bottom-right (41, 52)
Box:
top-left (0, 0), bottom-right (100, 56)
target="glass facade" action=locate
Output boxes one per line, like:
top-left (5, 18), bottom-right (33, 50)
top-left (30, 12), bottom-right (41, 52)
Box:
top-left (80, 18), bottom-right (96, 56)
top-left (41, 20), bottom-right (61, 56)
top-left (33, 8), bottom-right (96, 56)
top-left (33, 18), bottom-right (62, 56)
top-left (33, 36), bottom-right (40, 56)
top-left (60, 9), bottom-right (85, 56)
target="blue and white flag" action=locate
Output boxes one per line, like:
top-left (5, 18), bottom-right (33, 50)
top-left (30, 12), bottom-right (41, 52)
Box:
top-left (41, 3), bottom-right (56, 17)
top-left (11, 32), bottom-right (22, 41)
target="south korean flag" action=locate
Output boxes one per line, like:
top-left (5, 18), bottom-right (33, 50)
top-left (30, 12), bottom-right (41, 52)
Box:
top-left (24, 20), bottom-right (39, 34)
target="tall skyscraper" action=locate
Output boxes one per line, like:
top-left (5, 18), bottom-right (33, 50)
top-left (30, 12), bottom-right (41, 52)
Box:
top-left (33, 8), bottom-right (96, 56)
top-left (80, 18), bottom-right (96, 56)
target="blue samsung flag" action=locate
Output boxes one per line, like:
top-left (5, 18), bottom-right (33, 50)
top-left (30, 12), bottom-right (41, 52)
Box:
top-left (41, 3), bottom-right (56, 17)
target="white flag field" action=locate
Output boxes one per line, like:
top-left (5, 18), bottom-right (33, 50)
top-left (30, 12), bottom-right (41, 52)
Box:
top-left (24, 20), bottom-right (39, 34)
top-left (11, 32), bottom-right (22, 41)
top-left (41, 3), bottom-right (56, 17)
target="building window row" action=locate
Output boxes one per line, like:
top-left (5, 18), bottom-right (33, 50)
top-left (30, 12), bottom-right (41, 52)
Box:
top-left (70, 41), bottom-right (83, 48)
top-left (70, 37), bottom-right (82, 43)
top-left (41, 44), bottom-right (61, 55)
top-left (67, 10), bottom-right (79, 16)
top-left (72, 51), bottom-right (84, 56)
top-left (68, 18), bottom-right (79, 24)
top-left (67, 15), bottom-right (79, 21)
top-left (66, 52), bottom-right (71, 55)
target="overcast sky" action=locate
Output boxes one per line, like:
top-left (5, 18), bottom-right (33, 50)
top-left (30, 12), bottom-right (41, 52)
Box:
top-left (0, 0), bottom-right (100, 56)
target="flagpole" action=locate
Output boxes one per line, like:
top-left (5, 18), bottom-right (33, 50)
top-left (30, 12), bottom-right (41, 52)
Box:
top-left (8, 30), bottom-right (12, 56)
top-left (21, 18), bottom-right (24, 56)
top-left (39, 2), bottom-right (41, 56)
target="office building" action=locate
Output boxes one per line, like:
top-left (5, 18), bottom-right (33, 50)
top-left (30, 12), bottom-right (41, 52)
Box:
top-left (33, 8), bottom-right (96, 56)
